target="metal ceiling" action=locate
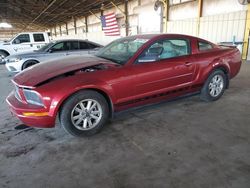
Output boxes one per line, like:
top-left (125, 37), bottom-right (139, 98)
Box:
top-left (0, 0), bottom-right (125, 32)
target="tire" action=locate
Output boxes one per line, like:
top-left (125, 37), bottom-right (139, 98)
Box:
top-left (60, 90), bottom-right (110, 137)
top-left (0, 51), bottom-right (8, 64)
top-left (22, 60), bottom-right (38, 70)
top-left (200, 69), bottom-right (227, 102)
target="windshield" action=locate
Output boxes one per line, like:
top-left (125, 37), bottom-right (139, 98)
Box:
top-left (4, 35), bottom-right (17, 43)
top-left (95, 37), bottom-right (149, 65)
top-left (35, 42), bottom-right (55, 52)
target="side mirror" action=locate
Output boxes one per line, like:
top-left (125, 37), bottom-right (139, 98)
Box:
top-left (13, 39), bottom-right (20, 44)
top-left (48, 49), bottom-right (54, 53)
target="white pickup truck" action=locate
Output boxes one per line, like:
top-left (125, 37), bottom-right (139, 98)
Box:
top-left (0, 32), bottom-right (50, 63)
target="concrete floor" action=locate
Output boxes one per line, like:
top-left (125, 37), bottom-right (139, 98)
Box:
top-left (0, 62), bottom-right (250, 188)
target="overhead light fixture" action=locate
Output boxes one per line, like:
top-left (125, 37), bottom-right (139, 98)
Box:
top-left (0, 22), bottom-right (12, 28)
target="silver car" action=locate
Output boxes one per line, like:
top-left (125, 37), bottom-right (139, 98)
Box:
top-left (4, 39), bottom-right (103, 73)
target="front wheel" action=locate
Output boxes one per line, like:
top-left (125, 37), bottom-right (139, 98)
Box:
top-left (22, 60), bottom-right (38, 70)
top-left (200, 70), bottom-right (227, 102)
top-left (60, 90), bottom-right (110, 137)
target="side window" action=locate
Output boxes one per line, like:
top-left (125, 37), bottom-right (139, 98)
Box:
top-left (198, 41), bottom-right (213, 51)
top-left (79, 42), bottom-right (89, 50)
top-left (13, 34), bottom-right (30, 44)
top-left (138, 39), bottom-right (190, 63)
top-left (50, 42), bottom-right (64, 52)
top-left (88, 43), bottom-right (98, 49)
top-left (33, 34), bottom-right (45, 42)
top-left (70, 41), bottom-right (79, 50)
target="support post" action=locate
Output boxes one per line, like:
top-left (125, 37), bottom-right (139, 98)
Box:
top-left (125, 0), bottom-right (129, 36)
top-left (49, 28), bottom-right (52, 37)
top-left (157, 0), bottom-right (169, 33)
top-left (101, 10), bottom-right (104, 31)
top-left (54, 27), bottom-right (57, 37)
top-left (74, 17), bottom-right (77, 34)
top-left (65, 22), bottom-right (68, 35)
top-left (164, 0), bottom-right (169, 33)
top-left (242, 4), bottom-right (250, 60)
top-left (59, 25), bottom-right (62, 36)
top-left (196, 0), bottom-right (203, 37)
top-left (85, 16), bottom-right (88, 33)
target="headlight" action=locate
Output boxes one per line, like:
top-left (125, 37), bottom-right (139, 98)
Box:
top-left (23, 89), bottom-right (44, 106)
top-left (7, 57), bottom-right (22, 63)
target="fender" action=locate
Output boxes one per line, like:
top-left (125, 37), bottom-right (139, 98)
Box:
top-left (198, 57), bottom-right (230, 86)
top-left (0, 49), bottom-right (10, 56)
top-left (21, 59), bottom-right (40, 70)
top-left (41, 77), bottom-right (116, 119)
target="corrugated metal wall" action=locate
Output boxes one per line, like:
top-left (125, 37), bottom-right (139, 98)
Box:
top-left (167, 18), bottom-right (198, 36)
top-left (51, 0), bottom-right (247, 48)
top-left (167, 10), bottom-right (246, 44)
top-left (199, 11), bottom-right (247, 43)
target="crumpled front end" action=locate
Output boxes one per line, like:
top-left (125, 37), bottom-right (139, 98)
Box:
top-left (6, 82), bottom-right (56, 128)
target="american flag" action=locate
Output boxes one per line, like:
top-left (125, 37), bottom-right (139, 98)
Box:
top-left (101, 12), bottom-right (120, 36)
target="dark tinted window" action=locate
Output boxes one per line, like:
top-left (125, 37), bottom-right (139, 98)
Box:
top-left (79, 42), bottom-right (89, 49)
top-left (70, 41), bottom-right (79, 50)
top-left (50, 42), bottom-right (70, 52)
top-left (198, 41), bottom-right (213, 51)
top-left (88, 43), bottom-right (98, 49)
top-left (33, 34), bottom-right (45, 42)
top-left (13, 34), bottom-right (30, 44)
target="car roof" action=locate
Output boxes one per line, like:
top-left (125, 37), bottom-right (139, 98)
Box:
top-left (122, 33), bottom-right (197, 40)
top-left (18, 32), bottom-right (48, 34)
top-left (53, 39), bottom-right (89, 42)
top-left (50, 39), bottom-right (102, 46)
top-left (119, 33), bottom-right (214, 45)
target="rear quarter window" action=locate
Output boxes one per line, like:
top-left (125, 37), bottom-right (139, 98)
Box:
top-left (79, 42), bottom-right (89, 49)
top-left (198, 41), bottom-right (213, 51)
top-left (33, 34), bottom-right (45, 42)
top-left (88, 43), bottom-right (99, 49)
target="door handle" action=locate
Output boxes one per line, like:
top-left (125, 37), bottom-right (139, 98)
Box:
top-left (185, 62), bottom-right (192, 67)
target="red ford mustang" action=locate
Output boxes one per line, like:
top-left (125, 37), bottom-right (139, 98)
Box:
top-left (6, 34), bottom-right (242, 136)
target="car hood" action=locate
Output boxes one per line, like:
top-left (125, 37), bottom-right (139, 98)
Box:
top-left (0, 41), bottom-right (10, 45)
top-left (13, 55), bottom-right (117, 88)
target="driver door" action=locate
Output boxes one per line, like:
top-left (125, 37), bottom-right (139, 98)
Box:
top-left (44, 41), bottom-right (71, 61)
top-left (132, 38), bottom-right (196, 99)
top-left (12, 34), bottom-right (33, 53)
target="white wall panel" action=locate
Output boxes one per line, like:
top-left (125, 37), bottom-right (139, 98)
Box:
top-left (203, 0), bottom-right (247, 16)
top-left (50, 0), bottom-right (247, 47)
top-left (167, 18), bottom-right (198, 36)
top-left (169, 1), bottom-right (198, 20)
top-left (199, 11), bottom-right (247, 43)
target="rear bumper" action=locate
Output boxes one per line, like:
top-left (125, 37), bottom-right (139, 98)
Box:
top-left (6, 92), bottom-right (56, 128)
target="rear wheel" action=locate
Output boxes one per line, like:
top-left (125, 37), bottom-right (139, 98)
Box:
top-left (60, 90), bottom-right (110, 137)
top-left (22, 60), bottom-right (38, 70)
top-left (200, 70), bottom-right (227, 102)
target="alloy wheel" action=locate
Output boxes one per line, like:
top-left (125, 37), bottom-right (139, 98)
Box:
top-left (71, 99), bottom-right (103, 130)
top-left (208, 74), bottom-right (224, 97)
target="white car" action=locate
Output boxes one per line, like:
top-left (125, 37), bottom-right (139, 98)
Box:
top-left (5, 39), bottom-right (102, 73)
top-left (0, 32), bottom-right (50, 64)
